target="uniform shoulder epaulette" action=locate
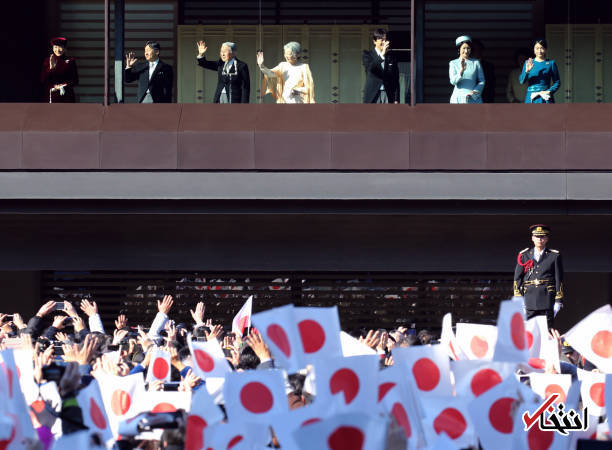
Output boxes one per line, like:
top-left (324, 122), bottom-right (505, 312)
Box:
top-left (550, 249), bottom-right (559, 253)
top-left (519, 248), bottom-right (529, 253)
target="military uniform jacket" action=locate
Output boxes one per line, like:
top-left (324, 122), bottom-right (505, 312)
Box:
top-left (514, 247), bottom-right (564, 310)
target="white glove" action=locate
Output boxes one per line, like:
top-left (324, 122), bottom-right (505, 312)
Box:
top-left (553, 302), bottom-right (563, 317)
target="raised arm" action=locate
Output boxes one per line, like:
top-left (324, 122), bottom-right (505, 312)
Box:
top-left (257, 51), bottom-right (277, 78)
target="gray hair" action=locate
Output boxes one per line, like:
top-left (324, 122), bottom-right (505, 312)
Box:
top-left (221, 42), bottom-right (236, 53)
top-left (283, 41), bottom-right (301, 56)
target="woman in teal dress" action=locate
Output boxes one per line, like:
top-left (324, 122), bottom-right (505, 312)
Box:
top-left (519, 39), bottom-right (560, 103)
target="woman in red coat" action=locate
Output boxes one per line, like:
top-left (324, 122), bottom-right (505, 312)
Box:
top-left (41, 37), bottom-right (78, 103)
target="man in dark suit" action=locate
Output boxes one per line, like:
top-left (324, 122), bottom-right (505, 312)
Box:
top-left (196, 41), bottom-right (250, 103)
top-left (362, 28), bottom-right (400, 104)
top-left (514, 224), bottom-right (564, 328)
top-left (124, 41), bottom-right (173, 103)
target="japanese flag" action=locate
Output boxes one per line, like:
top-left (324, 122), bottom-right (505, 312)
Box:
top-left (510, 397), bottom-right (571, 450)
top-left (185, 385), bottom-right (224, 450)
top-left (564, 304), bottom-right (612, 373)
top-left (452, 360), bottom-right (517, 399)
top-left (578, 368), bottom-right (606, 416)
top-left (455, 323), bottom-right (498, 361)
top-left (441, 313), bottom-right (467, 361)
top-left (525, 315), bottom-right (548, 359)
top-left (97, 372), bottom-right (146, 435)
top-left (393, 344), bottom-right (453, 397)
top-left (75, 380), bottom-right (114, 444)
top-left (232, 295), bottom-right (253, 336)
top-left (467, 375), bottom-right (524, 450)
top-left (207, 421), bottom-right (270, 450)
top-left (421, 396), bottom-right (477, 449)
top-left (141, 391), bottom-right (191, 413)
top-left (0, 349), bottom-right (36, 446)
top-left (146, 347), bottom-right (172, 383)
top-left (528, 373), bottom-right (571, 405)
top-left (314, 355), bottom-right (379, 413)
top-left (12, 348), bottom-right (38, 405)
top-left (381, 384), bottom-right (425, 449)
top-left (293, 306), bottom-right (342, 364)
top-left (223, 369), bottom-right (288, 424)
top-left (252, 304), bottom-right (303, 373)
top-left (292, 412), bottom-right (388, 450)
top-left (271, 401), bottom-right (335, 450)
top-left (493, 300), bottom-right (528, 363)
top-left (188, 337), bottom-right (232, 380)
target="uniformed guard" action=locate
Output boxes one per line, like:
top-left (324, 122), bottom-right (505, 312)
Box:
top-left (513, 224), bottom-right (564, 327)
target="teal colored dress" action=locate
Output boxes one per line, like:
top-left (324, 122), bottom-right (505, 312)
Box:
top-left (519, 59), bottom-right (560, 103)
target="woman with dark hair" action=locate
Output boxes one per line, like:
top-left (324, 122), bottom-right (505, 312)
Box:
top-left (40, 37), bottom-right (78, 103)
top-left (520, 39), bottom-right (560, 103)
top-left (449, 35), bottom-right (485, 104)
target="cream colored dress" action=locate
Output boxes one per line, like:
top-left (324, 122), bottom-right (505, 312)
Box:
top-left (259, 61), bottom-right (315, 104)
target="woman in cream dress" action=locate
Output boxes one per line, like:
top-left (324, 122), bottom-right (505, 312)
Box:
top-left (256, 41), bottom-right (315, 103)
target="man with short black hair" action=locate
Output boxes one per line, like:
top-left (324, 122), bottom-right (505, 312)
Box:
top-left (514, 224), bottom-right (564, 327)
top-left (125, 41), bottom-right (173, 103)
top-left (362, 28), bottom-right (400, 103)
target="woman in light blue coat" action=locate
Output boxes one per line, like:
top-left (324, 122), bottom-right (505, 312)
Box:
top-left (449, 35), bottom-right (485, 103)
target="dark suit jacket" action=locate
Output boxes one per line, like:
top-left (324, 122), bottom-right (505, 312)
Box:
top-left (362, 50), bottom-right (400, 103)
top-left (197, 56), bottom-right (250, 103)
top-left (514, 247), bottom-right (564, 310)
top-left (125, 59), bottom-right (173, 103)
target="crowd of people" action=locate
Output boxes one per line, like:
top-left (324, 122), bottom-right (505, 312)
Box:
top-left (0, 291), bottom-right (609, 449)
top-left (41, 30), bottom-right (560, 105)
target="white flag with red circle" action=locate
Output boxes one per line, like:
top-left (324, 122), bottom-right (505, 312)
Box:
top-left (293, 306), bottom-right (342, 364)
top-left (381, 384), bottom-right (424, 449)
top-left (421, 396), bottom-right (477, 449)
top-left (207, 421), bottom-right (270, 450)
top-left (455, 323), bottom-right (498, 361)
top-left (466, 375), bottom-right (524, 450)
top-left (493, 300), bottom-right (529, 363)
top-left (97, 372), bottom-right (146, 435)
top-left (393, 344), bottom-right (453, 397)
top-left (510, 397), bottom-right (570, 450)
top-left (188, 337), bottom-right (232, 380)
top-left (441, 313), bottom-right (467, 361)
top-left (141, 391), bottom-right (191, 414)
top-left (313, 355), bottom-right (379, 413)
top-left (528, 373), bottom-right (571, 405)
top-left (232, 295), bottom-right (253, 336)
top-left (267, 401), bottom-right (333, 450)
top-left (146, 347), bottom-right (172, 383)
top-left (223, 369), bottom-right (288, 424)
top-left (578, 368), bottom-right (606, 416)
top-left (564, 304), bottom-right (612, 373)
top-left (452, 360), bottom-right (517, 399)
top-left (252, 304), bottom-right (303, 373)
top-left (75, 380), bottom-right (114, 444)
top-left (292, 412), bottom-right (388, 450)
top-left (185, 384), bottom-right (224, 450)
top-left (0, 349), bottom-right (37, 446)
top-left (525, 315), bottom-right (548, 359)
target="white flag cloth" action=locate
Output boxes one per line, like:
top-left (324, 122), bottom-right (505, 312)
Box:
top-left (185, 385), bottom-right (224, 450)
top-left (293, 306), bottom-right (343, 365)
top-left (313, 355), bottom-right (379, 413)
top-left (421, 396), bottom-right (477, 449)
top-left (528, 373), bottom-right (571, 405)
top-left (75, 380), bottom-right (114, 444)
top-left (493, 300), bottom-right (528, 363)
top-left (232, 295), bottom-right (253, 335)
top-left (207, 421), bottom-right (270, 450)
top-left (381, 383), bottom-right (424, 449)
top-left (577, 368), bottom-right (606, 416)
top-left (224, 369), bottom-right (288, 424)
top-left (451, 360), bottom-right (517, 399)
top-left (139, 391), bottom-right (191, 413)
top-left (393, 344), bottom-right (453, 397)
top-left (252, 304), bottom-right (303, 373)
top-left (525, 315), bottom-right (548, 359)
top-left (146, 347), bottom-right (172, 383)
top-left (441, 313), bottom-right (467, 361)
top-left (97, 372), bottom-right (146, 435)
top-left (564, 304), bottom-right (612, 373)
top-left (292, 412), bottom-right (388, 450)
top-left (50, 430), bottom-right (106, 450)
top-left (467, 375), bottom-right (531, 450)
top-left (455, 323), bottom-right (498, 361)
top-left (269, 401), bottom-right (334, 450)
top-left (0, 349), bottom-right (37, 447)
top-left (510, 397), bottom-right (571, 450)
top-left (340, 331), bottom-right (377, 357)
top-left (188, 337), bottom-right (232, 380)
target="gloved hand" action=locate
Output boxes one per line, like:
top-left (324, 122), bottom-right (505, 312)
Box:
top-left (553, 301), bottom-right (563, 317)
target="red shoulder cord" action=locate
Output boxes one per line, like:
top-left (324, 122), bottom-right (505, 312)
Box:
top-left (517, 252), bottom-right (533, 273)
